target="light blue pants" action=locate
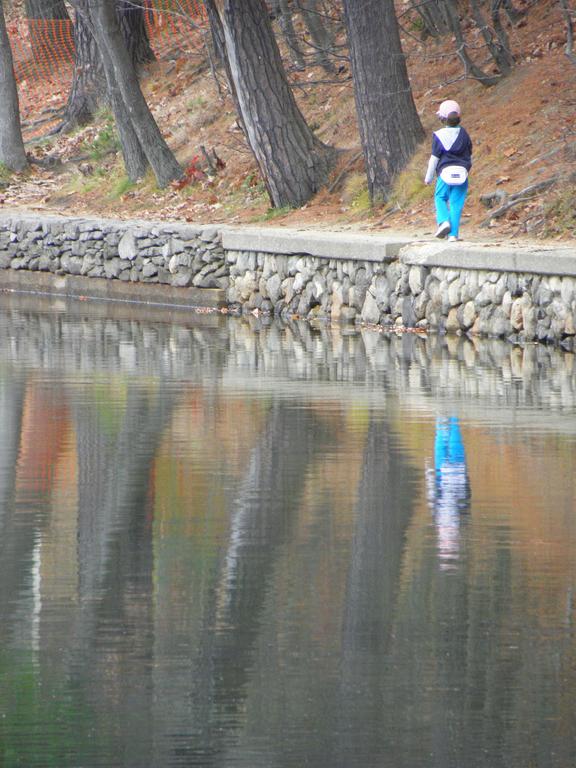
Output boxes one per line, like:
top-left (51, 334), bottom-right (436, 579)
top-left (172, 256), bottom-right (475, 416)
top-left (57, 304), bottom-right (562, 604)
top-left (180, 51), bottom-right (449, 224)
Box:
top-left (435, 178), bottom-right (469, 238)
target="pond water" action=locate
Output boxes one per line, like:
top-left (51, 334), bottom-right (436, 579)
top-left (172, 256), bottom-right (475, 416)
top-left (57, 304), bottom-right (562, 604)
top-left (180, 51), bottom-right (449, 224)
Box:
top-left (0, 293), bottom-right (575, 768)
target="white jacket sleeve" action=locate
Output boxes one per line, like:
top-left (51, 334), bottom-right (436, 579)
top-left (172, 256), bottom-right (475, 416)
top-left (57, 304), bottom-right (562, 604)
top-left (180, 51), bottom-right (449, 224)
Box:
top-left (424, 155), bottom-right (439, 184)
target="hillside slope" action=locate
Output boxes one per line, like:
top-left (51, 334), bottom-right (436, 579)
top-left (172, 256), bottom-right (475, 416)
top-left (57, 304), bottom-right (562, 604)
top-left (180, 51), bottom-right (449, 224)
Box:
top-left (2, 0), bottom-right (575, 241)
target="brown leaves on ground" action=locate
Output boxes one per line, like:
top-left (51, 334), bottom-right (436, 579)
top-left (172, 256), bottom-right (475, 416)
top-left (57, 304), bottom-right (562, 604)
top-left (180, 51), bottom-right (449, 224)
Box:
top-left (4, 0), bottom-right (575, 241)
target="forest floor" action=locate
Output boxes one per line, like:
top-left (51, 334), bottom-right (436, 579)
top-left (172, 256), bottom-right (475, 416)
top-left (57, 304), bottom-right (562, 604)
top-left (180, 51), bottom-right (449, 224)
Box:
top-left (2, 0), bottom-right (576, 242)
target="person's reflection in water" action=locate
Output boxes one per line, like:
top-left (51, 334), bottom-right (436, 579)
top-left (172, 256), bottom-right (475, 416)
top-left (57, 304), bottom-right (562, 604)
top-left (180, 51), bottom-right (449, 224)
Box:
top-left (426, 416), bottom-right (470, 571)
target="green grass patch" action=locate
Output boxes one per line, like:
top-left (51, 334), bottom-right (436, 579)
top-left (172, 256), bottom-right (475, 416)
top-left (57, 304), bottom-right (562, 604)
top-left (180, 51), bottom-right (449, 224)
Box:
top-left (0, 163), bottom-right (13, 183)
top-left (186, 95), bottom-right (207, 113)
top-left (543, 183), bottom-right (576, 237)
top-left (342, 172), bottom-right (373, 212)
top-left (84, 120), bottom-right (120, 161)
top-left (252, 204), bottom-right (293, 222)
top-left (109, 174), bottom-right (135, 199)
top-left (388, 167), bottom-right (430, 209)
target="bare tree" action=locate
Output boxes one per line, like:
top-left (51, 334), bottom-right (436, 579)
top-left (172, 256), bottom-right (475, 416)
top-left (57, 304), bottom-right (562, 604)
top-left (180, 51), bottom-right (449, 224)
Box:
top-left (271, 0), bottom-right (305, 70)
top-left (409, 0), bottom-right (449, 38)
top-left (214, 0), bottom-right (335, 208)
top-left (559, 0), bottom-right (576, 65)
top-left (25, 0), bottom-right (70, 63)
top-left (342, 0), bottom-right (424, 202)
top-left (61, 0), bottom-right (155, 133)
top-left (0, 0), bottom-right (27, 172)
top-left (89, 0), bottom-right (182, 186)
top-left (299, 0), bottom-right (336, 73)
top-left (469, 0), bottom-right (514, 76)
top-left (440, 0), bottom-right (500, 86)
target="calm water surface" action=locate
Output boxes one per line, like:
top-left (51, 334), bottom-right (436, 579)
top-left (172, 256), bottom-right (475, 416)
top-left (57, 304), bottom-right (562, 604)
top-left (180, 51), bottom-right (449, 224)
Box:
top-left (0, 294), bottom-right (576, 767)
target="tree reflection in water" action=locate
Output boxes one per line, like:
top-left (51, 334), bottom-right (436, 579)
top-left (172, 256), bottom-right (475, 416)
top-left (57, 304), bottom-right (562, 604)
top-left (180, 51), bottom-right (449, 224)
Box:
top-left (0, 299), bottom-right (573, 767)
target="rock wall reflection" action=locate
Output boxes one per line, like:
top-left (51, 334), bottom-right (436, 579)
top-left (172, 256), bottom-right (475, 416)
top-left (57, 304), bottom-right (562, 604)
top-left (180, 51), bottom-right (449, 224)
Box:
top-left (0, 297), bottom-right (575, 767)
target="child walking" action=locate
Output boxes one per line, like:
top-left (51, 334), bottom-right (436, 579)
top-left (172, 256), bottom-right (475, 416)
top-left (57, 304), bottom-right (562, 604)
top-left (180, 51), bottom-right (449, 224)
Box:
top-left (424, 100), bottom-right (472, 241)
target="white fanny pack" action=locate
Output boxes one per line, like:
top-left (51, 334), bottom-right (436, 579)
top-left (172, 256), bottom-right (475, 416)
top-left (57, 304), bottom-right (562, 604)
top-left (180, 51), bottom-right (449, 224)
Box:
top-left (440, 165), bottom-right (468, 185)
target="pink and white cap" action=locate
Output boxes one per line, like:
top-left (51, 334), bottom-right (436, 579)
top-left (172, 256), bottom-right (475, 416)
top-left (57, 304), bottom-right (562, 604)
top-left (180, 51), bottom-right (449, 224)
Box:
top-left (436, 100), bottom-right (461, 118)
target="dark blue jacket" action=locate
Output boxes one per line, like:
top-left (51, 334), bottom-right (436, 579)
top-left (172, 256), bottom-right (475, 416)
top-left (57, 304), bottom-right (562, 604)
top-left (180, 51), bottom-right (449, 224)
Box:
top-left (432, 127), bottom-right (473, 175)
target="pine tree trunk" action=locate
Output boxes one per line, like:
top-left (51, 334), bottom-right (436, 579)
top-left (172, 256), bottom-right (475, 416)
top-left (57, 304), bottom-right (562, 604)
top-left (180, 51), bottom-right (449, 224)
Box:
top-left (0, 2), bottom-right (27, 172)
top-left (216, 0), bottom-right (335, 208)
top-left (272, 0), bottom-right (305, 70)
top-left (63, 7), bottom-right (106, 131)
top-left (300, 0), bottom-right (335, 73)
top-left (342, 0), bottom-right (424, 202)
top-left (62, 0), bottom-right (155, 133)
top-left (25, 0), bottom-right (70, 63)
top-left (502, 0), bottom-right (524, 23)
top-left (91, 0), bottom-right (182, 188)
top-left (118, 0), bottom-right (155, 69)
top-left (469, 0), bottom-right (513, 76)
top-left (440, 0), bottom-right (500, 86)
top-left (99, 41), bottom-right (148, 181)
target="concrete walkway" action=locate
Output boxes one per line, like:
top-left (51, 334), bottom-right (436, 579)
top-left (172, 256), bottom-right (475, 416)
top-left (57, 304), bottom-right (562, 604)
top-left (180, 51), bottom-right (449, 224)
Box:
top-left (223, 225), bottom-right (576, 275)
top-left (1, 210), bottom-right (574, 275)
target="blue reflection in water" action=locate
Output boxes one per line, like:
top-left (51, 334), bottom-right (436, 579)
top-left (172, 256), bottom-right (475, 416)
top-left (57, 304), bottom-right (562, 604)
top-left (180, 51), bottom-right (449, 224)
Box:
top-left (427, 417), bottom-right (470, 570)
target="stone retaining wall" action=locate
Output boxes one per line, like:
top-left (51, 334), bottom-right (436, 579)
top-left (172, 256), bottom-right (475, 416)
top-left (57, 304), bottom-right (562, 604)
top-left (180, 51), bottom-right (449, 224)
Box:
top-left (0, 213), bottom-right (227, 289)
top-left (1, 213), bottom-right (576, 348)
top-left (225, 249), bottom-right (576, 349)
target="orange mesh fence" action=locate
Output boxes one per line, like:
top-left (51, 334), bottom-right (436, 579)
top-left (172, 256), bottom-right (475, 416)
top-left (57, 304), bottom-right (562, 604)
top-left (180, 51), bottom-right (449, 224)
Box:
top-left (8, 0), bottom-right (205, 139)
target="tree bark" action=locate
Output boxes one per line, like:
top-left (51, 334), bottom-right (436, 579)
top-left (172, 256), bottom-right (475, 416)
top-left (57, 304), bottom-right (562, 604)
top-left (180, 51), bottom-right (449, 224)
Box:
top-left (559, 0), bottom-right (576, 65)
top-left (99, 36), bottom-right (148, 181)
top-left (342, 0), bottom-right (424, 202)
top-left (0, 1), bottom-right (27, 172)
top-left (118, 0), bottom-right (155, 69)
top-left (501, 0), bottom-right (524, 23)
top-left (91, 0), bottom-right (182, 187)
top-left (418, 0), bottom-right (449, 37)
top-left (62, 0), bottom-right (155, 133)
top-left (25, 0), bottom-right (70, 62)
top-left (62, 7), bottom-right (106, 131)
top-left (440, 0), bottom-right (500, 86)
top-left (272, 0), bottom-right (305, 70)
top-left (411, 0), bottom-right (448, 38)
top-left (216, 0), bottom-right (335, 208)
top-left (299, 0), bottom-right (335, 73)
top-left (469, 0), bottom-right (513, 76)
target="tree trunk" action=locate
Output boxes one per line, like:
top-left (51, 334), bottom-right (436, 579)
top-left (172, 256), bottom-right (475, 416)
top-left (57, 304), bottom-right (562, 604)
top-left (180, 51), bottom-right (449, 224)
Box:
top-left (216, 0), bottom-right (335, 208)
top-left (25, 0), bottom-right (68, 18)
top-left (0, 1), bottom-right (27, 172)
top-left (204, 0), bottom-right (246, 134)
top-left (559, 0), bottom-right (576, 65)
top-left (412, 0), bottom-right (449, 38)
top-left (25, 0), bottom-right (70, 63)
top-left (440, 0), bottom-right (500, 86)
top-left (502, 0), bottom-right (524, 23)
top-left (62, 0), bottom-right (155, 133)
top-left (118, 0), bottom-right (155, 69)
top-left (272, 0), bottom-right (305, 70)
top-left (300, 0), bottom-right (335, 73)
top-left (342, 0), bottom-right (424, 202)
top-left (469, 0), bottom-right (513, 76)
top-left (62, 7), bottom-right (106, 131)
top-left (99, 38), bottom-right (148, 181)
top-left (91, 0), bottom-right (182, 187)
top-left (490, 0), bottom-right (515, 70)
